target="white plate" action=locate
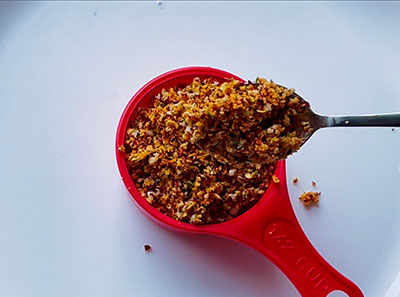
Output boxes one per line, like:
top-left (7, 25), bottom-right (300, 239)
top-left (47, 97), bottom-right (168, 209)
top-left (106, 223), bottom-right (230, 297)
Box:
top-left (0, 2), bottom-right (399, 297)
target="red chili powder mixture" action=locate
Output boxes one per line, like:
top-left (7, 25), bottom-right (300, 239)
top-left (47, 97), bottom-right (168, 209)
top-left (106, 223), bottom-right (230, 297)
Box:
top-left (122, 78), bottom-right (311, 224)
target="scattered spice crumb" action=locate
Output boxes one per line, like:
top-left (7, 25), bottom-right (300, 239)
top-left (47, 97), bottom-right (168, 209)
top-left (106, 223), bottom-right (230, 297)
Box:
top-left (299, 191), bottom-right (321, 205)
top-left (144, 244), bottom-right (152, 252)
top-left (312, 181), bottom-right (316, 187)
top-left (118, 145), bottom-right (125, 153)
top-left (392, 128), bottom-right (395, 131)
top-left (292, 177), bottom-right (298, 184)
top-left (272, 175), bottom-right (280, 184)
top-left (124, 77), bottom-right (311, 224)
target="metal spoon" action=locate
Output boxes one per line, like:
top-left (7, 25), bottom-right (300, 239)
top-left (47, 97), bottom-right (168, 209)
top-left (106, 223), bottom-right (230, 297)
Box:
top-left (292, 93), bottom-right (400, 144)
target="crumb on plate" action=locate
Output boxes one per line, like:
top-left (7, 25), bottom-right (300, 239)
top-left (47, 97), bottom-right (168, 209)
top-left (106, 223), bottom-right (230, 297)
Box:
top-left (299, 191), bottom-right (321, 205)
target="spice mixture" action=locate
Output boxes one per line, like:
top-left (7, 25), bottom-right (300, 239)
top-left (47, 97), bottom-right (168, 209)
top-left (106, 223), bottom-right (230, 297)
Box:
top-left (299, 191), bottom-right (321, 205)
top-left (123, 78), bottom-right (310, 224)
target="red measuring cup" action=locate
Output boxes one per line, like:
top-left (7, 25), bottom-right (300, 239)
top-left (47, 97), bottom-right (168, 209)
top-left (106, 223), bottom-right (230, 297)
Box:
top-left (116, 67), bottom-right (364, 297)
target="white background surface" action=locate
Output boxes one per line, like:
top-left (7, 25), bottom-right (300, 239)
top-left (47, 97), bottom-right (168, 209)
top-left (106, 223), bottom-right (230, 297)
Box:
top-left (1, 2), bottom-right (400, 297)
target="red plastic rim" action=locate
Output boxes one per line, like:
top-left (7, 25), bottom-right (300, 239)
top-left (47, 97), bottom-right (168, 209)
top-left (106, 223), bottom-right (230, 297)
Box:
top-left (115, 66), bottom-right (282, 233)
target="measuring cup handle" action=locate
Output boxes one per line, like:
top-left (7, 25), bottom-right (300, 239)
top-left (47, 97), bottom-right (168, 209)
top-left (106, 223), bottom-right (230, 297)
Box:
top-left (222, 161), bottom-right (364, 297)
top-left (212, 161), bottom-right (363, 297)
top-left (260, 218), bottom-right (363, 297)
